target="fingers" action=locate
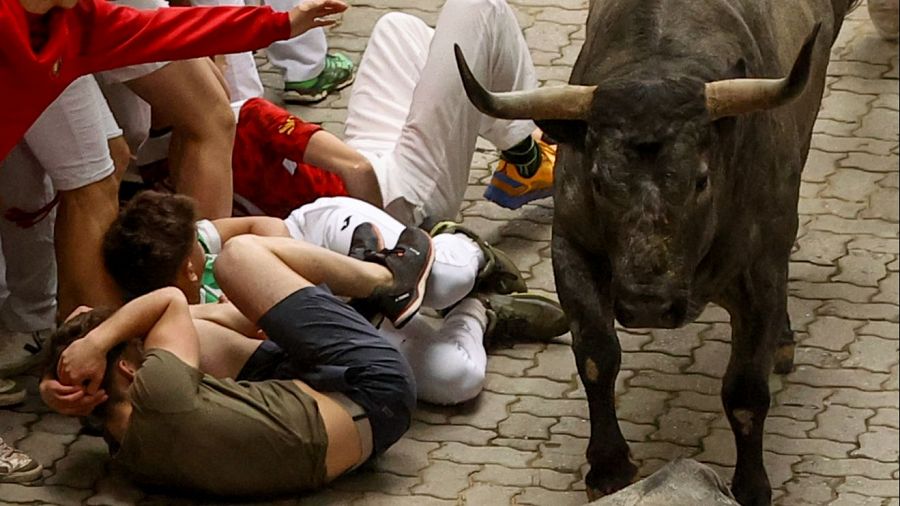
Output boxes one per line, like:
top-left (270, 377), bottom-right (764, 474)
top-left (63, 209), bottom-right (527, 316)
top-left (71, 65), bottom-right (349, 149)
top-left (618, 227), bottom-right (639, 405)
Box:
top-left (313, 18), bottom-right (337, 28)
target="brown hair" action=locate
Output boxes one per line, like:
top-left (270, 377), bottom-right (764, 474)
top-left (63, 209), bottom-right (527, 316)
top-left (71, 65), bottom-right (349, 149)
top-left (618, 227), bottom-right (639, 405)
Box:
top-left (44, 308), bottom-right (115, 380)
top-left (103, 191), bottom-right (197, 298)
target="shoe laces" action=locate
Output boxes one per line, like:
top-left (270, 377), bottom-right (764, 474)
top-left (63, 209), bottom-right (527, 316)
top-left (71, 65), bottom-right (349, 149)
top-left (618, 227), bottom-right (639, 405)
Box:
top-left (23, 332), bottom-right (44, 355)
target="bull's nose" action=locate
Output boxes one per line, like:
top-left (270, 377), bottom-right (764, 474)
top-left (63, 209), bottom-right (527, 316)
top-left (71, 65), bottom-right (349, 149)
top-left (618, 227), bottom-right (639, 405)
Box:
top-left (614, 288), bottom-right (688, 329)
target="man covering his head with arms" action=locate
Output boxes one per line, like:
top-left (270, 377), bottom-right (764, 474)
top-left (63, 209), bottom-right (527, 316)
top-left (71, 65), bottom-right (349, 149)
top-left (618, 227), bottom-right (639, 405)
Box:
top-left (44, 228), bottom-right (432, 496)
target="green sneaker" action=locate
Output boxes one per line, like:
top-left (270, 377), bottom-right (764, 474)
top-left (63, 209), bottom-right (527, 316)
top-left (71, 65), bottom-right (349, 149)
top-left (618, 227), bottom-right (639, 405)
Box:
top-left (430, 222), bottom-right (527, 295)
top-left (479, 293), bottom-right (569, 348)
top-left (283, 53), bottom-right (356, 104)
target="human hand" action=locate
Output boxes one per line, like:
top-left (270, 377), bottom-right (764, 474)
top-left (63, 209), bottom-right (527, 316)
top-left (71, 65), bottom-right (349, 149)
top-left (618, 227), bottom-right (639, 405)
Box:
top-left (56, 335), bottom-right (107, 395)
top-left (39, 376), bottom-right (108, 417)
top-left (288, 0), bottom-right (348, 38)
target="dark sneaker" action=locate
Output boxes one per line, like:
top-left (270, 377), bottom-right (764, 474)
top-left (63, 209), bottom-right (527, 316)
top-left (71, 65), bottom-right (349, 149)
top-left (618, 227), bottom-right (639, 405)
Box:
top-left (430, 222), bottom-right (526, 295)
top-left (0, 437), bottom-right (42, 483)
top-left (348, 222), bottom-right (384, 263)
top-left (283, 53), bottom-right (356, 104)
top-left (371, 228), bottom-right (435, 328)
top-left (479, 293), bottom-right (569, 348)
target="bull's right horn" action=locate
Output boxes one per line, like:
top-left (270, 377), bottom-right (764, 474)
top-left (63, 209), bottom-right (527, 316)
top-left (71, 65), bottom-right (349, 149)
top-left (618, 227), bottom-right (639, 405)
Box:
top-left (705, 23), bottom-right (822, 119)
top-left (454, 44), bottom-right (597, 121)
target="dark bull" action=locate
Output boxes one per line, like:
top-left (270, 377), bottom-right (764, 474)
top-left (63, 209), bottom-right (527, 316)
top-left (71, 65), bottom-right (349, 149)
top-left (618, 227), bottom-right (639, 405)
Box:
top-left (455, 1), bottom-right (857, 505)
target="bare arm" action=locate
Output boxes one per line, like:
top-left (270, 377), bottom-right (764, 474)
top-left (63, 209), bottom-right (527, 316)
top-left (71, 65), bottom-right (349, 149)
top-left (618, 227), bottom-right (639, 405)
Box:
top-left (305, 130), bottom-right (384, 208)
top-left (57, 287), bottom-right (200, 392)
top-left (211, 217), bottom-right (291, 243)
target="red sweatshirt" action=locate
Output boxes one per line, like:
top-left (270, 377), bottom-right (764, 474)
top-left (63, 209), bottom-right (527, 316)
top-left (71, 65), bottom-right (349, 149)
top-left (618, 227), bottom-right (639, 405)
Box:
top-left (0, 0), bottom-right (290, 161)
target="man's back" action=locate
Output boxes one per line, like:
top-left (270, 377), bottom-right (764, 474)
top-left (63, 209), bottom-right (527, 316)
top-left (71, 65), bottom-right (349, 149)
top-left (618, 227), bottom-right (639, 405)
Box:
top-left (115, 349), bottom-right (329, 496)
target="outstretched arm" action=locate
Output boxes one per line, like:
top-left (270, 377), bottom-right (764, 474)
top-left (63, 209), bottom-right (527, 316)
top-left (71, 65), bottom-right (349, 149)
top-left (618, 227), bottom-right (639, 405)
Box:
top-left (80, 0), bottom-right (347, 74)
top-left (57, 287), bottom-right (200, 393)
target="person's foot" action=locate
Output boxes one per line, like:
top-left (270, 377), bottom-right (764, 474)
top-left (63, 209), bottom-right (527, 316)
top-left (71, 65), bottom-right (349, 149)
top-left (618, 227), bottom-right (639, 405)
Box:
top-left (0, 379), bottom-right (25, 408)
top-left (0, 437), bottom-right (42, 484)
top-left (349, 222), bottom-right (385, 262)
top-left (283, 53), bottom-right (356, 104)
top-left (484, 139), bottom-right (556, 209)
top-left (478, 293), bottom-right (569, 348)
top-left (430, 222), bottom-right (527, 295)
top-left (370, 227), bottom-right (435, 328)
top-left (0, 329), bottom-right (51, 377)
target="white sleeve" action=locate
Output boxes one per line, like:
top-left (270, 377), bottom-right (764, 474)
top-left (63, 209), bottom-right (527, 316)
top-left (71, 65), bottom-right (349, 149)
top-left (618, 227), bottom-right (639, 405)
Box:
top-left (196, 220), bottom-right (223, 255)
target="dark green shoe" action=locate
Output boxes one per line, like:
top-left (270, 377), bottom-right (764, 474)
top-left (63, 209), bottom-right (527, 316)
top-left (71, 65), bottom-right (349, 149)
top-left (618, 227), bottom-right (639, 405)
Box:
top-left (430, 221), bottom-right (527, 295)
top-left (479, 293), bottom-right (569, 348)
top-left (283, 53), bottom-right (356, 104)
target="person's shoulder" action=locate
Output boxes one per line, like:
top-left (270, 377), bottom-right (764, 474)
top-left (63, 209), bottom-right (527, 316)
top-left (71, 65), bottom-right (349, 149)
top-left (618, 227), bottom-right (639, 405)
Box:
top-left (130, 349), bottom-right (203, 413)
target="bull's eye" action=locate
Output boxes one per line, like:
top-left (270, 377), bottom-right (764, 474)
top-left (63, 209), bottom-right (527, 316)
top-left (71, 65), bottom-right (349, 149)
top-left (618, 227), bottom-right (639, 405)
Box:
top-left (695, 174), bottom-right (709, 192)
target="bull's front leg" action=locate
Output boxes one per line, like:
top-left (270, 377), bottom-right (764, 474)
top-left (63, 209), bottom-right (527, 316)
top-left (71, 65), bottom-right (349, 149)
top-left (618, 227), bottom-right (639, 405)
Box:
top-left (552, 232), bottom-right (637, 500)
top-left (719, 263), bottom-right (789, 506)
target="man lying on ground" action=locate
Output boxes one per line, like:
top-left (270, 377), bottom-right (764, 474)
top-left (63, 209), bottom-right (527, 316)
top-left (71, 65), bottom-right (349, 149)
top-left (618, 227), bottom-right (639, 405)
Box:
top-left (46, 230), bottom-right (430, 496)
top-left (41, 192), bottom-right (568, 413)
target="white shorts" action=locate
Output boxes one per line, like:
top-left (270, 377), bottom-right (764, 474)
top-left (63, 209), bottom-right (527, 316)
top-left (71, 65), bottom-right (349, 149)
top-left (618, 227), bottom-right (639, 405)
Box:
top-left (22, 75), bottom-right (121, 191)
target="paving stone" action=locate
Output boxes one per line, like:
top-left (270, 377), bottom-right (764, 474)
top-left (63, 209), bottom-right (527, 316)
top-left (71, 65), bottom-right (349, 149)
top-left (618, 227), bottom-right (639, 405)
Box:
top-left (650, 408), bottom-right (718, 447)
top-left (431, 441), bottom-right (532, 467)
top-left (805, 316), bottom-right (865, 351)
top-left (497, 413), bottom-right (555, 440)
top-left (616, 387), bottom-right (671, 425)
top-left (782, 474), bottom-right (840, 505)
top-left (350, 493), bottom-right (454, 506)
top-left (45, 435), bottom-right (108, 488)
top-left (527, 343), bottom-right (577, 381)
top-left (0, 410), bottom-right (38, 444)
top-left (870, 407), bottom-right (900, 428)
top-left (486, 355), bottom-right (533, 377)
top-left (448, 391), bottom-right (517, 429)
top-left (669, 390), bottom-right (722, 413)
top-left (853, 425), bottom-right (899, 462)
top-left (810, 215), bottom-right (897, 238)
top-left (458, 483), bottom-right (520, 504)
top-left (873, 271), bottom-right (900, 303)
top-left (829, 491), bottom-right (887, 506)
top-left (0, 483), bottom-right (92, 504)
top-left (793, 230), bottom-right (850, 265)
top-left (515, 487), bottom-right (587, 506)
top-left (857, 107), bottom-right (900, 141)
top-left (371, 439), bottom-right (438, 477)
top-left (410, 460), bottom-right (479, 499)
top-left (838, 476), bottom-right (900, 497)
top-left (16, 431), bottom-right (76, 468)
top-left (629, 371), bottom-right (721, 396)
top-left (471, 464), bottom-right (577, 490)
top-left (333, 471), bottom-right (419, 495)
top-left (406, 422), bottom-right (496, 446)
top-left (811, 404), bottom-right (875, 442)
top-left (818, 300), bottom-right (899, 322)
top-left (834, 249), bottom-right (892, 286)
top-left (642, 324), bottom-right (706, 357)
top-left (796, 455), bottom-right (898, 479)
top-left (483, 373), bottom-right (570, 397)
top-left (511, 395), bottom-right (588, 418)
top-left (844, 335), bottom-right (899, 372)
top-left (790, 365), bottom-right (890, 390)
top-left (686, 340), bottom-right (730, 378)
top-left (532, 434), bottom-right (589, 472)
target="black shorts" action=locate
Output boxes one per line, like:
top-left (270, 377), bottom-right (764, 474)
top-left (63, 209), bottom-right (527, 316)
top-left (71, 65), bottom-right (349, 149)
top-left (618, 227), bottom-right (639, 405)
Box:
top-left (240, 285), bottom-right (416, 455)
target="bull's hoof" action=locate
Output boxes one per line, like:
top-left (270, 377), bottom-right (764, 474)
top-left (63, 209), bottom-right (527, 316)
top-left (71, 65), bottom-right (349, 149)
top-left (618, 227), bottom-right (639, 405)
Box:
top-left (773, 341), bottom-right (796, 375)
top-left (585, 461), bottom-right (639, 501)
top-left (732, 473), bottom-right (772, 506)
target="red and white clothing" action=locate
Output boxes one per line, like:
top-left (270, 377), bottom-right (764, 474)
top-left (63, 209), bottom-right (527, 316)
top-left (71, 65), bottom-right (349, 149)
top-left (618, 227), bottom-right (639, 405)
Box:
top-left (0, 0), bottom-right (290, 160)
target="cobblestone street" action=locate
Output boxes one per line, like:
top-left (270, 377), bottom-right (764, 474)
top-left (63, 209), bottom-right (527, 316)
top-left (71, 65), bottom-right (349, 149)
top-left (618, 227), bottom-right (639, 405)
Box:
top-left (1, 0), bottom-right (898, 504)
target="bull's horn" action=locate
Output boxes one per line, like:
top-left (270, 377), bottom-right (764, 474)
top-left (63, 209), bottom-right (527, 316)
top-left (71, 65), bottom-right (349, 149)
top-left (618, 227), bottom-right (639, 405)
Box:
top-left (705, 23), bottom-right (822, 119)
top-left (454, 44), bottom-right (597, 121)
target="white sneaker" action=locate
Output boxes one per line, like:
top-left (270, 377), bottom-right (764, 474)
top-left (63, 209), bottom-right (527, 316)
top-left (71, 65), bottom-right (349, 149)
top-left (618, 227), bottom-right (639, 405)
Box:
top-left (0, 379), bottom-right (26, 408)
top-left (0, 329), bottom-right (52, 377)
top-left (0, 437), bottom-right (42, 483)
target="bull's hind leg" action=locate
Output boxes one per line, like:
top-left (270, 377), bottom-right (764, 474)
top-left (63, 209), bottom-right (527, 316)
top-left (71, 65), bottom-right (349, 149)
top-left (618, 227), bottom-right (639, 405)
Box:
top-left (773, 315), bottom-right (796, 374)
top-left (553, 234), bottom-right (637, 500)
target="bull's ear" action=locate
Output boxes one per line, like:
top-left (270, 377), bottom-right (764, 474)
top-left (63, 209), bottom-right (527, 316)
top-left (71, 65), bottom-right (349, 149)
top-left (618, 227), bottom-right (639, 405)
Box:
top-left (536, 120), bottom-right (587, 147)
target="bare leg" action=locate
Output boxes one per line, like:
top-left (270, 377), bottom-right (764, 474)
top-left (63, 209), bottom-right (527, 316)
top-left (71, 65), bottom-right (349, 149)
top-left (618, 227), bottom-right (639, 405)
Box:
top-left (55, 175), bottom-right (124, 318)
top-left (215, 236), bottom-right (392, 323)
top-left (126, 59), bottom-right (236, 218)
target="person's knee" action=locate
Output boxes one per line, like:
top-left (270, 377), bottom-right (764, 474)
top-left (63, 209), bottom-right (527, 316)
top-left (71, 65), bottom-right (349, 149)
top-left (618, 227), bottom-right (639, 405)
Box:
top-left (443, 0), bottom-right (507, 16)
top-left (372, 12), bottom-right (420, 39)
top-left (416, 357), bottom-right (485, 405)
top-left (214, 235), bottom-right (262, 286)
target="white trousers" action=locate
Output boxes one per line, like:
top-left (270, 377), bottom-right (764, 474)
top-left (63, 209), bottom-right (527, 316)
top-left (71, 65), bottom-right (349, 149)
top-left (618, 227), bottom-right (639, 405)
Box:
top-left (344, 0), bottom-right (537, 226)
top-left (284, 197), bottom-right (490, 404)
top-left (0, 76), bottom-right (120, 332)
top-left (266, 0), bottom-right (328, 82)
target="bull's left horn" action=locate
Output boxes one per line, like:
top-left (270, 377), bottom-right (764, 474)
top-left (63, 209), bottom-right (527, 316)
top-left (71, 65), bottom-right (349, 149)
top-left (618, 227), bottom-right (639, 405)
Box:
top-left (454, 44), bottom-right (597, 121)
top-left (705, 23), bottom-right (822, 119)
